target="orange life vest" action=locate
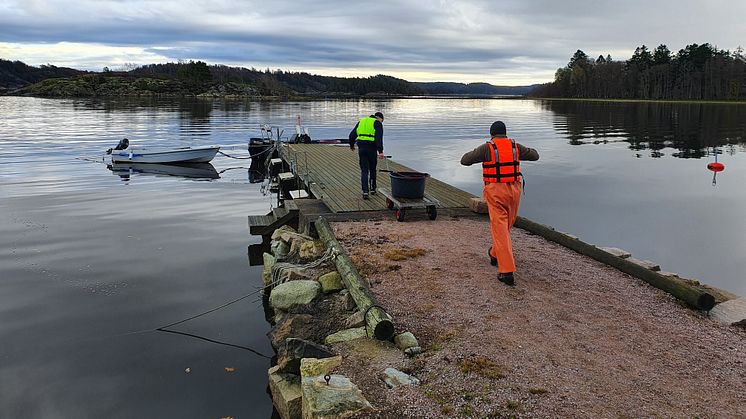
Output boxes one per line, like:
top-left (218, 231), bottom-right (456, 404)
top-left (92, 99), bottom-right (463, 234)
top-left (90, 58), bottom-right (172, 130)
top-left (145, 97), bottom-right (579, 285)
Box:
top-left (482, 137), bottom-right (521, 183)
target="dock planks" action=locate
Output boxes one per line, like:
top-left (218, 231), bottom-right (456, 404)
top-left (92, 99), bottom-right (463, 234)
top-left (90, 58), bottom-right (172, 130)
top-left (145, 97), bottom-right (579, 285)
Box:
top-left (281, 143), bottom-right (476, 213)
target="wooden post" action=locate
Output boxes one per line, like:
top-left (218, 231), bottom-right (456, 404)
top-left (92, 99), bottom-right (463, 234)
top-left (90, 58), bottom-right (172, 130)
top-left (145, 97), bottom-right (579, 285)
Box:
top-left (315, 217), bottom-right (395, 340)
top-left (514, 217), bottom-right (716, 311)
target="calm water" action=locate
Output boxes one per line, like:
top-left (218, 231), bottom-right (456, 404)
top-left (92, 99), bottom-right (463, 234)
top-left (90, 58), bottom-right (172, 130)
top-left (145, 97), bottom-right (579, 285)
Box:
top-left (1, 97), bottom-right (745, 417)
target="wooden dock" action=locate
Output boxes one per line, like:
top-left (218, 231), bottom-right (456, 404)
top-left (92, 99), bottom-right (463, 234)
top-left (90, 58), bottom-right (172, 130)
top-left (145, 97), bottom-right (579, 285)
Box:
top-left (279, 143), bottom-right (475, 213)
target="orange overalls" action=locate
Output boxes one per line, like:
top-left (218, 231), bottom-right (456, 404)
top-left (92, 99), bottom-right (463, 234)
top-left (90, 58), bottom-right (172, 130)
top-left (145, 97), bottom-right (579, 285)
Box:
top-left (483, 137), bottom-right (522, 274)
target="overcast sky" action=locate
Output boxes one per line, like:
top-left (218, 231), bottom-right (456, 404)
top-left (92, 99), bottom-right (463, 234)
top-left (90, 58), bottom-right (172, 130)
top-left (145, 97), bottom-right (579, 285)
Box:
top-left (1, 0), bottom-right (744, 85)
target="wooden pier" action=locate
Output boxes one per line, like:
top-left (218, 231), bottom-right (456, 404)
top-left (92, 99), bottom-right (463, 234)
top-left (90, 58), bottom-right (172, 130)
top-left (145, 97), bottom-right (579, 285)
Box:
top-left (278, 143), bottom-right (475, 213)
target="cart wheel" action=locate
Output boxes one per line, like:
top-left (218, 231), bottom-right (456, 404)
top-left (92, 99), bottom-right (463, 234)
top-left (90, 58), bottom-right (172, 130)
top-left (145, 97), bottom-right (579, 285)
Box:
top-left (386, 198), bottom-right (394, 210)
top-left (427, 206), bottom-right (437, 220)
top-left (395, 208), bottom-right (405, 222)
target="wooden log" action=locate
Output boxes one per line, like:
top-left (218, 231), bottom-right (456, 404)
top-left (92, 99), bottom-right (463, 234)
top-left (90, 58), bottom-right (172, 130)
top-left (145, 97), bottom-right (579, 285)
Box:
top-left (314, 217), bottom-right (395, 340)
top-left (514, 216), bottom-right (716, 311)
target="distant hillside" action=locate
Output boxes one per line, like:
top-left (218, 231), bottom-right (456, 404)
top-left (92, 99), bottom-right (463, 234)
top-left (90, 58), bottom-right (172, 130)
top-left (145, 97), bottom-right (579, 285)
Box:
top-left (414, 82), bottom-right (538, 96)
top-left (0, 59), bottom-right (83, 92)
top-left (1, 59), bottom-right (535, 98)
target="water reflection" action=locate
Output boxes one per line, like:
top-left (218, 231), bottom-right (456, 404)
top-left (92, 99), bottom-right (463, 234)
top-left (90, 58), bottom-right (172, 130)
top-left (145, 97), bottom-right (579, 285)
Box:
top-left (543, 100), bottom-right (746, 158)
top-left (107, 162), bottom-right (220, 180)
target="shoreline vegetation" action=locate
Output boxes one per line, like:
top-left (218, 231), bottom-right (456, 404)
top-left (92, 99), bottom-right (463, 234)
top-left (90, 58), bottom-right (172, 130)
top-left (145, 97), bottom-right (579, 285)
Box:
top-left (4, 41), bottom-right (745, 102)
top-left (0, 59), bottom-right (536, 99)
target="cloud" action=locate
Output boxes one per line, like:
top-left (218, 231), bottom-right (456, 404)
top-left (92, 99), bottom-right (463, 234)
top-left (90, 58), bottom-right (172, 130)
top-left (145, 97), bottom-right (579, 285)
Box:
top-left (0, 0), bottom-right (744, 85)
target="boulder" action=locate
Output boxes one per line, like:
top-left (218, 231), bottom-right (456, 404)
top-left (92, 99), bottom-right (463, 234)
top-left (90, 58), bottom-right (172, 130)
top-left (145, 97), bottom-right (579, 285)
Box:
top-left (271, 239), bottom-right (291, 259)
top-left (271, 225), bottom-right (297, 243)
top-left (301, 357), bottom-right (372, 419)
top-left (299, 240), bottom-right (326, 261)
top-left (300, 356), bottom-right (342, 377)
top-left (383, 367), bottom-right (421, 388)
top-left (269, 280), bottom-right (321, 311)
top-left (268, 365), bottom-right (302, 419)
top-left (263, 252), bottom-right (277, 287)
top-left (341, 291), bottom-right (357, 311)
top-left (275, 266), bottom-right (312, 283)
top-left (325, 327), bottom-right (367, 345)
top-left (469, 197), bottom-right (488, 214)
top-left (318, 271), bottom-right (344, 293)
top-left (277, 338), bottom-right (336, 375)
top-left (394, 332), bottom-right (419, 351)
top-left (268, 314), bottom-right (314, 350)
top-left (343, 311), bottom-right (366, 329)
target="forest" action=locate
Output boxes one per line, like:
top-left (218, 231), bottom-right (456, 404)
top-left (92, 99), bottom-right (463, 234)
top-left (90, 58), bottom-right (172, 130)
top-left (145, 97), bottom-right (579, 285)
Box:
top-left (531, 43), bottom-right (746, 100)
top-left (0, 59), bottom-right (531, 97)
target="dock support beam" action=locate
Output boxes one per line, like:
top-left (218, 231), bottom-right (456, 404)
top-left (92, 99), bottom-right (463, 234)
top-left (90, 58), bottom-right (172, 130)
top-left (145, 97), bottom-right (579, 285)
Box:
top-left (514, 216), bottom-right (716, 311)
top-left (315, 217), bottom-right (395, 340)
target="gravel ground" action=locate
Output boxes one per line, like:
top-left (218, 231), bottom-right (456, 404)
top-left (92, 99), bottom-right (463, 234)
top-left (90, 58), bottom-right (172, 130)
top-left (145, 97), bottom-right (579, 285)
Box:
top-left (331, 217), bottom-right (745, 418)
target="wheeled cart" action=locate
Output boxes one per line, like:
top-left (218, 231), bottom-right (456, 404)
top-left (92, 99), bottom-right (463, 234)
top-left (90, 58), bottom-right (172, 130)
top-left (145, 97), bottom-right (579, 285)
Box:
top-left (377, 187), bottom-right (440, 221)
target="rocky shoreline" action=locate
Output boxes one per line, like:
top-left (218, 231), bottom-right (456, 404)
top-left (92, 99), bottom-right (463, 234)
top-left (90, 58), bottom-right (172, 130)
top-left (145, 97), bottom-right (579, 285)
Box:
top-left (261, 215), bottom-right (745, 418)
top-left (262, 224), bottom-right (424, 418)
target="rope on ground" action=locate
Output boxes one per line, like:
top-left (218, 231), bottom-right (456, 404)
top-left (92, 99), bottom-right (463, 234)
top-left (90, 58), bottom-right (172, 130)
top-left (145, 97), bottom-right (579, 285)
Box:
top-left (269, 247), bottom-right (336, 287)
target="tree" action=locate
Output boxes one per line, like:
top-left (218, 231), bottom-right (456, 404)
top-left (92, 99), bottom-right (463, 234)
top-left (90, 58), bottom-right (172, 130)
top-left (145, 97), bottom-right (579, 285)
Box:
top-left (653, 44), bottom-right (672, 65)
top-left (628, 45), bottom-right (653, 70)
top-left (177, 60), bottom-right (212, 86)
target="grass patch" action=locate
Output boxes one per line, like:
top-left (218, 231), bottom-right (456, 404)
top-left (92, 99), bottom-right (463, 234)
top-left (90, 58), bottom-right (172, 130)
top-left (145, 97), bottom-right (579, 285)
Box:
top-left (506, 400), bottom-right (520, 410)
top-left (458, 355), bottom-right (505, 379)
top-left (529, 387), bottom-right (548, 395)
top-left (383, 246), bottom-right (427, 261)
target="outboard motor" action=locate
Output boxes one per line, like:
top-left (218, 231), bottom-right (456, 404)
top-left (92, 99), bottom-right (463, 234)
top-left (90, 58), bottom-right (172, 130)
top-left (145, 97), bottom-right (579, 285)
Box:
top-left (106, 138), bottom-right (129, 154)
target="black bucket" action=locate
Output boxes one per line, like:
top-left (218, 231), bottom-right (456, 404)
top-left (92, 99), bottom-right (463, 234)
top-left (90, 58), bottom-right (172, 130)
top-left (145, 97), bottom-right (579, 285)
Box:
top-left (390, 171), bottom-right (429, 199)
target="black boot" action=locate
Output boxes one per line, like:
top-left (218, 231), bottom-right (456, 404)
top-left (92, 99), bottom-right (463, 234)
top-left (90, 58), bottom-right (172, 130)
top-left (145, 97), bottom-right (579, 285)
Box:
top-left (488, 246), bottom-right (497, 267)
top-left (497, 272), bottom-right (515, 286)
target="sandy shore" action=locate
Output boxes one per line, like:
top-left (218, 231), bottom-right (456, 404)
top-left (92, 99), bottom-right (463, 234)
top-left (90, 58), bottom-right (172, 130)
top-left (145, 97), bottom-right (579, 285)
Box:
top-left (330, 217), bottom-right (745, 418)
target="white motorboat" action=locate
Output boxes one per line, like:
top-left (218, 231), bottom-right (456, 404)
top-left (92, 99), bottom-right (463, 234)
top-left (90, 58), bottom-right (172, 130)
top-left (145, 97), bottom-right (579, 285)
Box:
top-left (108, 143), bottom-right (220, 164)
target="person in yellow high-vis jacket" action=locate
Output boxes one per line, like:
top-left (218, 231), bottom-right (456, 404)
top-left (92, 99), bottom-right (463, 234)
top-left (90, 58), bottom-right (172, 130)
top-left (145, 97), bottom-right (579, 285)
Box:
top-left (460, 121), bottom-right (539, 286)
top-left (349, 112), bottom-right (385, 199)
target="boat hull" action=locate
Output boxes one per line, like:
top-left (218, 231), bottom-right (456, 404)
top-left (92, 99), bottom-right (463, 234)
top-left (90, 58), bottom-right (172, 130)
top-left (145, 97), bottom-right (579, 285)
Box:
top-left (110, 146), bottom-right (220, 163)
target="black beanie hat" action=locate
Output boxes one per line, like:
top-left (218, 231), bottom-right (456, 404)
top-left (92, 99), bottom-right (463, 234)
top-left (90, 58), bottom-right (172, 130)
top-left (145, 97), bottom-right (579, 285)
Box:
top-left (374, 112), bottom-right (384, 120)
top-left (490, 120), bottom-right (506, 136)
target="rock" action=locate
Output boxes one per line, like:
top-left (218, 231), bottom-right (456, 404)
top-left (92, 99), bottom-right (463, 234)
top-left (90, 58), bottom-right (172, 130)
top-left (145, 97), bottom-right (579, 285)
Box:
top-left (268, 314), bottom-right (314, 350)
top-left (301, 373), bottom-right (373, 419)
top-left (709, 297), bottom-right (746, 326)
top-left (600, 247), bottom-right (632, 258)
top-left (469, 197), bottom-right (488, 214)
top-left (275, 266), bottom-right (312, 283)
top-left (318, 271), bottom-right (344, 293)
top-left (267, 313), bottom-right (328, 351)
top-left (394, 332), bottom-right (419, 351)
top-left (271, 239), bottom-right (291, 259)
top-left (383, 367), bottom-right (421, 388)
top-left (300, 356), bottom-right (343, 378)
top-left (271, 225), bottom-right (297, 242)
top-left (301, 357), bottom-right (372, 419)
top-left (404, 346), bottom-right (422, 357)
top-left (325, 327), bottom-right (367, 345)
top-left (263, 253), bottom-right (277, 287)
top-left (343, 311), bottom-right (366, 329)
top-left (269, 280), bottom-right (321, 311)
top-left (342, 291), bottom-right (357, 311)
top-left (268, 365), bottom-right (302, 419)
top-left (299, 240), bottom-right (326, 261)
top-left (626, 257), bottom-right (661, 271)
top-left (277, 338), bottom-right (336, 375)
top-left (658, 271), bottom-right (680, 278)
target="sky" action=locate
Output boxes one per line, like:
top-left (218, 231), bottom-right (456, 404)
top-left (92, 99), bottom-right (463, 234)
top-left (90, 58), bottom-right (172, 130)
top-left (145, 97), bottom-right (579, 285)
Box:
top-left (0, 0), bottom-right (744, 86)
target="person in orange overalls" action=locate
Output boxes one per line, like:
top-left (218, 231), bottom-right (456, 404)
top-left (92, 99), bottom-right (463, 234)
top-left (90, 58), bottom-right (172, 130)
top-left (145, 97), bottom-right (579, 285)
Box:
top-left (460, 121), bottom-right (539, 286)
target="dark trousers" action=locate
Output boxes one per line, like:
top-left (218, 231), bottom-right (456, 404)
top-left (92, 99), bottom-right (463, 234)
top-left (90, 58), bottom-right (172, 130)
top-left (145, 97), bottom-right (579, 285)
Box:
top-left (358, 146), bottom-right (378, 193)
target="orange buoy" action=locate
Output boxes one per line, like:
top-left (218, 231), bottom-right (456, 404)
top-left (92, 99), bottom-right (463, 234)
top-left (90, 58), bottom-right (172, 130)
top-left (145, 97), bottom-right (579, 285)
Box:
top-left (707, 162), bottom-right (725, 172)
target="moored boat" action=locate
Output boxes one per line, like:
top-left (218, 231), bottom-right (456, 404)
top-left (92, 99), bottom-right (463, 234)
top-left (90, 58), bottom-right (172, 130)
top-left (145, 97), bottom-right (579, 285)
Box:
top-left (109, 144), bottom-right (220, 164)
